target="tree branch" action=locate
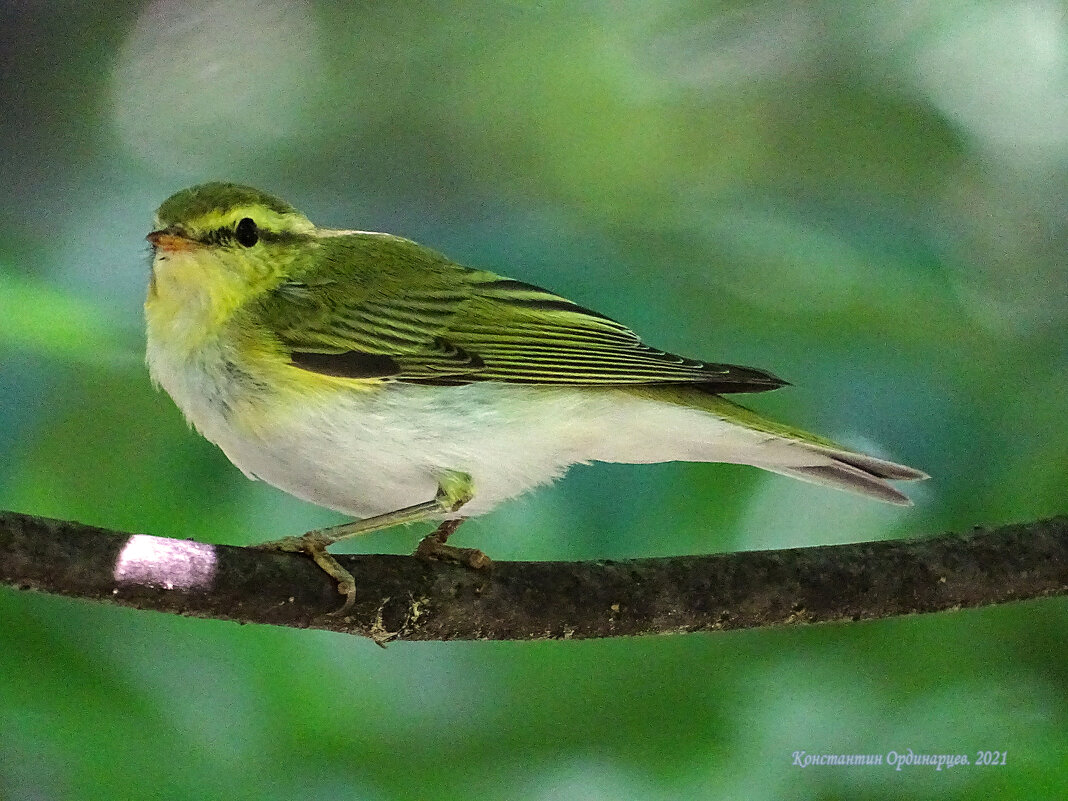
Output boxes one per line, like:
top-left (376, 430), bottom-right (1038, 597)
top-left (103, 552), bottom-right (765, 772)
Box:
top-left (1, 510), bottom-right (1065, 642)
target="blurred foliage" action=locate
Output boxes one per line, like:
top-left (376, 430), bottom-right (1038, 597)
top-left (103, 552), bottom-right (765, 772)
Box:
top-left (1, 1), bottom-right (1066, 799)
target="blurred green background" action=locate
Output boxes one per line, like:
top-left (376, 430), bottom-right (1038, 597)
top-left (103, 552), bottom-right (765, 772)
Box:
top-left (2, 1), bottom-right (1066, 798)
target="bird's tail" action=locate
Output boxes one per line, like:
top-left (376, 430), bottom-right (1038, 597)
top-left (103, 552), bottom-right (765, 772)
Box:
top-left (757, 445), bottom-right (927, 505)
top-left (707, 395), bottom-right (928, 505)
top-left (603, 388), bottom-right (928, 505)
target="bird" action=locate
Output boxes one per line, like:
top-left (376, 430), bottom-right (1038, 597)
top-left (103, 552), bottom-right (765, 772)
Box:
top-left (144, 181), bottom-right (927, 608)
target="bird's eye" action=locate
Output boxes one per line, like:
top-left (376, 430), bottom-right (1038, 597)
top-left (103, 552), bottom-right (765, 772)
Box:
top-left (235, 217), bottom-right (259, 247)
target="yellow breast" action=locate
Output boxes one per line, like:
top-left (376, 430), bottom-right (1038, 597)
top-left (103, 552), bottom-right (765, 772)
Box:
top-left (146, 248), bottom-right (382, 444)
top-left (145, 248), bottom-right (252, 357)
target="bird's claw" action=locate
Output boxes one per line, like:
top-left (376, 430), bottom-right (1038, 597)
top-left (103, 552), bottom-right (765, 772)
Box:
top-left (254, 533), bottom-right (356, 614)
top-left (413, 535), bottom-right (492, 569)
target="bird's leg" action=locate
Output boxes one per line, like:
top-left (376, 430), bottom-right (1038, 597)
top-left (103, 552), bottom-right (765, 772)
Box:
top-left (254, 470), bottom-right (479, 612)
top-left (413, 517), bottom-right (491, 568)
top-left (412, 470), bottom-right (491, 568)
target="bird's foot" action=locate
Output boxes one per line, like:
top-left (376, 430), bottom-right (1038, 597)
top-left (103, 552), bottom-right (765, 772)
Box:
top-left (255, 532), bottom-right (356, 613)
top-left (252, 470), bottom-right (478, 613)
top-left (412, 518), bottom-right (492, 569)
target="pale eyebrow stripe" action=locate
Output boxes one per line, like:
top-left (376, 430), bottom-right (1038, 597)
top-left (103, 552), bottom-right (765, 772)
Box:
top-left (313, 228), bottom-right (393, 238)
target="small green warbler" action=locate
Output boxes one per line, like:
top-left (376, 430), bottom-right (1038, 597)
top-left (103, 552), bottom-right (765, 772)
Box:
top-left (145, 182), bottom-right (926, 607)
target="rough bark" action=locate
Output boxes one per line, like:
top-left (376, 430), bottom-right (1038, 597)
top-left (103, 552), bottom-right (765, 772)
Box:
top-left (1, 511), bottom-right (1065, 642)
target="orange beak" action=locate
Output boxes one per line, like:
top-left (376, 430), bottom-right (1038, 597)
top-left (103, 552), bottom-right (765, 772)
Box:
top-left (146, 230), bottom-right (200, 252)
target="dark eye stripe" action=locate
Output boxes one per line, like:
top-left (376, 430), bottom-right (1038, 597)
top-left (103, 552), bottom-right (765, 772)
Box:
top-left (257, 229), bottom-right (309, 244)
top-left (198, 226), bottom-right (310, 246)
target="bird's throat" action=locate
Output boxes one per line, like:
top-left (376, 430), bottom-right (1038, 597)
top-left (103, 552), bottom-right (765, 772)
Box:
top-left (145, 250), bottom-right (249, 355)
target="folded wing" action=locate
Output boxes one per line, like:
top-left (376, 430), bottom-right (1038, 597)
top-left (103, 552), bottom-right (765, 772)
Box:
top-left (256, 234), bottom-right (786, 394)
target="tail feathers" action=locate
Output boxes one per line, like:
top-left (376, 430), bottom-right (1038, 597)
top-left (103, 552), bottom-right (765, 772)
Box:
top-left (806, 446), bottom-right (930, 482)
top-left (746, 436), bottom-right (927, 506)
top-left (763, 460), bottom-right (915, 506)
top-left (596, 389), bottom-right (928, 505)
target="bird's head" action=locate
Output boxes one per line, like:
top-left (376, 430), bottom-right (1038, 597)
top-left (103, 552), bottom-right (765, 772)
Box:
top-left (145, 181), bottom-right (325, 353)
top-left (146, 182), bottom-right (319, 304)
top-left (148, 181), bottom-right (316, 253)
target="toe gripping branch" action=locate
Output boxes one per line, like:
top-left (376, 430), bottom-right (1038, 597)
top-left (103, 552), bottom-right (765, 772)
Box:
top-left (254, 470), bottom-right (484, 614)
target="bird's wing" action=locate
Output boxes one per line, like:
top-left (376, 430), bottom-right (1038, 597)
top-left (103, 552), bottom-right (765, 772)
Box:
top-left (253, 233), bottom-right (786, 393)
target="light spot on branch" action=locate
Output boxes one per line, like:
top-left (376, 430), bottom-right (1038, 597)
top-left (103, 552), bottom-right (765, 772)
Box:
top-left (114, 535), bottom-right (217, 590)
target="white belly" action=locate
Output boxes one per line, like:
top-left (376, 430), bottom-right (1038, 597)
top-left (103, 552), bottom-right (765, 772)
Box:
top-left (147, 336), bottom-right (779, 520)
top-left (213, 382), bottom-right (610, 518)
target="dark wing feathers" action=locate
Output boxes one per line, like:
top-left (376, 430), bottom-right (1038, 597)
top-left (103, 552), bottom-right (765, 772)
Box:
top-left (258, 234), bottom-right (786, 393)
top-left (289, 350), bottom-right (400, 378)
